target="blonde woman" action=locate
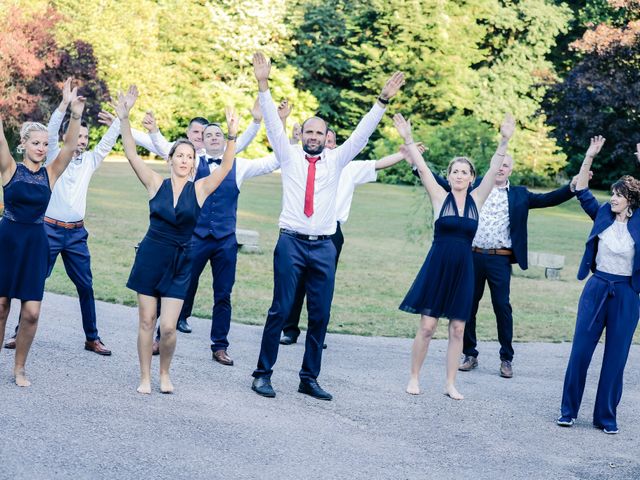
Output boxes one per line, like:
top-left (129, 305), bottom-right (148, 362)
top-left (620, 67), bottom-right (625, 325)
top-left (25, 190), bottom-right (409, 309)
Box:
top-left (0, 78), bottom-right (85, 386)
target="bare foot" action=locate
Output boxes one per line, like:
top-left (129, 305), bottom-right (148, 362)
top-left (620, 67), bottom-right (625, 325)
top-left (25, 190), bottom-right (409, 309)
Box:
top-left (14, 368), bottom-right (31, 387)
top-left (444, 384), bottom-right (464, 400)
top-left (406, 377), bottom-right (420, 395)
top-left (159, 373), bottom-right (174, 394)
top-left (137, 379), bottom-right (151, 394)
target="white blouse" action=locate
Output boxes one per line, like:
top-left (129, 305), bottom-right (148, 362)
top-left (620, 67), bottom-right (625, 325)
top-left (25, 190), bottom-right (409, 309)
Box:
top-left (596, 221), bottom-right (635, 276)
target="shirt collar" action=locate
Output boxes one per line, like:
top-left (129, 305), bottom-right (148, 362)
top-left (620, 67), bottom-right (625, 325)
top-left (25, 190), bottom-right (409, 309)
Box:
top-left (495, 180), bottom-right (510, 192)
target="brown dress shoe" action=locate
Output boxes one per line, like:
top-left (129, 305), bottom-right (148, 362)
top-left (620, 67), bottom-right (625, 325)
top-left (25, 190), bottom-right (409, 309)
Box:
top-left (3, 336), bottom-right (16, 350)
top-left (152, 340), bottom-right (160, 356)
top-left (84, 340), bottom-right (112, 356)
top-left (459, 355), bottom-right (478, 372)
top-left (500, 360), bottom-right (513, 378)
top-left (212, 349), bottom-right (234, 366)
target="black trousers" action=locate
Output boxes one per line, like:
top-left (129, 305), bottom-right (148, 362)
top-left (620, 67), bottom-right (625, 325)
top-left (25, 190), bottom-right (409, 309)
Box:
top-left (253, 231), bottom-right (338, 381)
top-left (464, 252), bottom-right (514, 361)
top-left (281, 222), bottom-right (344, 339)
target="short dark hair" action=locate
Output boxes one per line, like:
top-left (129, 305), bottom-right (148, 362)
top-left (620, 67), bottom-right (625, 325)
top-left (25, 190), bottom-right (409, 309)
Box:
top-left (188, 117), bottom-right (209, 129)
top-left (203, 122), bottom-right (225, 138)
top-left (61, 118), bottom-right (89, 136)
top-left (327, 128), bottom-right (336, 136)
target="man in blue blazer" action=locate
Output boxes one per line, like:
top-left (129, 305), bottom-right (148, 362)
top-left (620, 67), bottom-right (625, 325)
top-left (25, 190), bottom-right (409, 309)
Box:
top-left (430, 154), bottom-right (575, 377)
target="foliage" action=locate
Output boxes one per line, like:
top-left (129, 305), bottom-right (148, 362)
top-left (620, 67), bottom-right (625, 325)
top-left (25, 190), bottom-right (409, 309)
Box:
top-left (0, 3), bottom-right (108, 148)
top-left (545, 0), bottom-right (640, 186)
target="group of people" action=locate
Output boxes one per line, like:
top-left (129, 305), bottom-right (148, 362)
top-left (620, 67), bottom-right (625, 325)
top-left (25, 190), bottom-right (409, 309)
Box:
top-left (1, 52), bottom-right (639, 434)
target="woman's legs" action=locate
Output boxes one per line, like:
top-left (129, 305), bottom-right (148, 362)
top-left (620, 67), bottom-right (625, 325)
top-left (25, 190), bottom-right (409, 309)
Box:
top-left (14, 300), bottom-right (41, 387)
top-left (406, 315), bottom-right (438, 394)
top-left (157, 297), bottom-right (184, 393)
top-left (0, 297), bottom-right (9, 354)
top-left (445, 320), bottom-right (465, 400)
top-left (137, 294), bottom-right (157, 394)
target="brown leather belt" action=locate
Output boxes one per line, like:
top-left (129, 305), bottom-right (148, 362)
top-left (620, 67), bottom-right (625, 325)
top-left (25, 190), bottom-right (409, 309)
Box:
top-left (44, 216), bottom-right (84, 229)
top-left (472, 246), bottom-right (512, 256)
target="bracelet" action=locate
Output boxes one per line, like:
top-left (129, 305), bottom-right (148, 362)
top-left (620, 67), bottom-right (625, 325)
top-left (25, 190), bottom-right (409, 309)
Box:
top-left (378, 96), bottom-right (390, 105)
top-left (70, 113), bottom-right (81, 120)
top-left (227, 135), bottom-right (237, 141)
top-left (404, 141), bottom-right (415, 146)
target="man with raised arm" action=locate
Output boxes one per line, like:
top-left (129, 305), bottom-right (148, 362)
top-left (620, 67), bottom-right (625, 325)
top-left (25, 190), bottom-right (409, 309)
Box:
top-left (250, 51), bottom-right (404, 400)
top-left (136, 100), bottom-right (263, 160)
top-left (3, 79), bottom-right (120, 355)
top-left (280, 138), bottom-right (425, 346)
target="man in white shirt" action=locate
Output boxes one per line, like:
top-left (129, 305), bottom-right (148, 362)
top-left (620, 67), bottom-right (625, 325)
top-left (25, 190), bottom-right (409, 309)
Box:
top-left (151, 101), bottom-right (292, 365)
top-left (250, 52), bottom-right (404, 400)
top-left (4, 84), bottom-right (119, 355)
top-left (130, 100), bottom-right (263, 161)
top-left (280, 141), bottom-right (419, 346)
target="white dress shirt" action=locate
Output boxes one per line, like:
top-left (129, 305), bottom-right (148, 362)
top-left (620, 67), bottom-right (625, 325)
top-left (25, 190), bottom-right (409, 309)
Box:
top-left (259, 89), bottom-right (385, 236)
top-left (45, 109), bottom-right (120, 222)
top-left (472, 182), bottom-right (512, 249)
top-left (201, 153), bottom-right (280, 189)
top-left (336, 160), bottom-right (377, 224)
top-left (133, 121), bottom-right (260, 159)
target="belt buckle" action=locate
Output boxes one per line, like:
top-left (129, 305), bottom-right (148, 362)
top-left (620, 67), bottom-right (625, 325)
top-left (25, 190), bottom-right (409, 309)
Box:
top-left (308, 235), bottom-right (318, 241)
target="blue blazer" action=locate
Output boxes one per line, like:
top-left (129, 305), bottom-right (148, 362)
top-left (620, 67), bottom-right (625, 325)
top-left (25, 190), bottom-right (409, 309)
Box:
top-left (429, 171), bottom-right (575, 269)
top-left (576, 189), bottom-right (640, 293)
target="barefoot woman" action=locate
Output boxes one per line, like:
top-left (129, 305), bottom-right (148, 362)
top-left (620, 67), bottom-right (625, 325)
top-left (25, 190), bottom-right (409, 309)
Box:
top-left (395, 113), bottom-right (515, 399)
top-left (115, 87), bottom-right (238, 394)
top-left (0, 79), bottom-right (85, 386)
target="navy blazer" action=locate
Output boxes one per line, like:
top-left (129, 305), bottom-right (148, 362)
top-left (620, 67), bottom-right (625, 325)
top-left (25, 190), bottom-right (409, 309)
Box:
top-left (428, 171), bottom-right (575, 269)
top-left (576, 189), bottom-right (640, 293)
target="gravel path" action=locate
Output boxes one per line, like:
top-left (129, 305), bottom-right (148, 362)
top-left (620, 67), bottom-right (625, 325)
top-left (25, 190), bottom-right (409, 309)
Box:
top-left (1, 292), bottom-right (639, 480)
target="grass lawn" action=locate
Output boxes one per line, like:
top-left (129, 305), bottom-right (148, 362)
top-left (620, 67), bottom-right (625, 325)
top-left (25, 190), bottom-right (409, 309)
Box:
top-left (6, 160), bottom-right (638, 343)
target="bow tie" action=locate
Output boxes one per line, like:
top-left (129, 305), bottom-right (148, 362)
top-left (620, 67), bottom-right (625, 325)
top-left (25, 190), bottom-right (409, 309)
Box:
top-left (207, 157), bottom-right (221, 165)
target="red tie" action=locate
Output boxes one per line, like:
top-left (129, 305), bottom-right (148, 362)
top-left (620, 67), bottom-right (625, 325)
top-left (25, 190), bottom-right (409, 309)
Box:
top-left (304, 155), bottom-right (320, 217)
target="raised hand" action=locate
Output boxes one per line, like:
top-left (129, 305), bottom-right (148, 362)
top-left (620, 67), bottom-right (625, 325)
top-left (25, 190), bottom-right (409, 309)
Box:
top-left (97, 110), bottom-right (115, 127)
top-left (142, 111), bottom-right (158, 133)
top-left (124, 85), bottom-right (139, 110)
top-left (253, 52), bottom-right (271, 81)
top-left (61, 77), bottom-right (73, 106)
top-left (393, 113), bottom-right (413, 143)
top-left (249, 98), bottom-right (263, 123)
top-left (380, 72), bottom-right (405, 101)
top-left (500, 114), bottom-right (516, 140)
top-left (225, 106), bottom-right (239, 137)
top-left (278, 99), bottom-right (293, 120)
top-left (69, 91), bottom-right (86, 117)
top-left (586, 135), bottom-right (606, 159)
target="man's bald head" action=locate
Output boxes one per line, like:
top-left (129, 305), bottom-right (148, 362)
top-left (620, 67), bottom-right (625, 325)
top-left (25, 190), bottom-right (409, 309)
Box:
top-left (301, 116), bottom-right (328, 155)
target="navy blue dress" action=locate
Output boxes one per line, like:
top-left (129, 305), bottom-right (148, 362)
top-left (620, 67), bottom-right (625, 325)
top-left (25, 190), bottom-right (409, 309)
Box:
top-left (0, 164), bottom-right (52, 301)
top-left (400, 192), bottom-right (479, 321)
top-left (127, 179), bottom-right (201, 299)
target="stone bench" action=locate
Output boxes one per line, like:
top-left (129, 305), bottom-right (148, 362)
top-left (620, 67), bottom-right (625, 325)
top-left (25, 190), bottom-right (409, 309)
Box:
top-left (236, 228), bottom-right (261, 254)
top-left (528, 251), bottom-right (565, 280)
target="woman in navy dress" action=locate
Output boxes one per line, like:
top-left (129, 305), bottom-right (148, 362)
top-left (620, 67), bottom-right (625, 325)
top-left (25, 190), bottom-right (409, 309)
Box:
top-left (0, 78), bottom-right (85, 387)
top-left (115, 86), bottom-right (239, 394)
top-left (394, 113), bottom-right (515, 399)
top-left (557, 137), bottom-right (640, 434)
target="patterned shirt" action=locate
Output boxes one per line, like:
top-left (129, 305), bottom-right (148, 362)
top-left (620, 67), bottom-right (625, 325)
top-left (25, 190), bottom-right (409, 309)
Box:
top-left (472, 182), bottom-right (512, 249)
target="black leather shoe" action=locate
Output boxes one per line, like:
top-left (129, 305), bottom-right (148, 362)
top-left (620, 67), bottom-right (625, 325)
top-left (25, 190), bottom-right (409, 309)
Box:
top-left (252, 377), bottom-right (276, 398)
top-left (279, 334), bottom-right (297, 345)
top-left (176, 318), bottom-right (192, 334)
top-left (298, 379), bottom-right (332, 401)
